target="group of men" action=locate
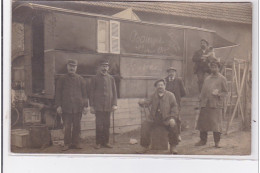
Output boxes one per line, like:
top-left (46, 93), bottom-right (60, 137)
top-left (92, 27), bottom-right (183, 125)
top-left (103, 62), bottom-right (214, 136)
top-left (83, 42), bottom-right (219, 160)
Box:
top-left (55, 38), bottom-right (227, 154)
top-left (138, 39), bottom-right (227, 154)
top-left (55, 59), bottom-right (117, 151)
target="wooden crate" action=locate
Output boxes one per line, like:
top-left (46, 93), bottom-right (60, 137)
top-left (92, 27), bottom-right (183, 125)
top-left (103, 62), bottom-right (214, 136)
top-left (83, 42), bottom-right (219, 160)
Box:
top-left (23, 108), bottom-right (41, 124)
top-left (11, 129), bottom-right (30, 148)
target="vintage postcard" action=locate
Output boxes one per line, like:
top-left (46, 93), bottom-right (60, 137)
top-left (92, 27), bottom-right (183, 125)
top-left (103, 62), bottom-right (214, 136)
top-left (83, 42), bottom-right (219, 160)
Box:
top-left (9, 0), bottom-right (255, 157)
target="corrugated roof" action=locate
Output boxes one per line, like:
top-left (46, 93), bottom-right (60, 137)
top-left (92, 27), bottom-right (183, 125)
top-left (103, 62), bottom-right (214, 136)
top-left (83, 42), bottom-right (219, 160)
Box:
top-left (75, 2), bottom-right (252, 24)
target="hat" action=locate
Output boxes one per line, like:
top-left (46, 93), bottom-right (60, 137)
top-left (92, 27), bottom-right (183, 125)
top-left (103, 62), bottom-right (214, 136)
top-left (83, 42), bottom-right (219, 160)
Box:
top-left (99, 59), bottom-right (109, 66)
top-left (67, 59), bottom-right (78, 66)
top-left (201, 39), bottom-right (209, 45)
top-left (209, 58), bottom-right (221, 68)
top-left (154, 79), bottom-right (166, 87)
top-left (167, 67), bottom-right (177, 72)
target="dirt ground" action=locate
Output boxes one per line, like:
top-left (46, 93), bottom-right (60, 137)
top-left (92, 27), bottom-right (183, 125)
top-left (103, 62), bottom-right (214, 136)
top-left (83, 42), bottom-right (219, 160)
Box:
top-left (11, 128), bottom-right (251, 155)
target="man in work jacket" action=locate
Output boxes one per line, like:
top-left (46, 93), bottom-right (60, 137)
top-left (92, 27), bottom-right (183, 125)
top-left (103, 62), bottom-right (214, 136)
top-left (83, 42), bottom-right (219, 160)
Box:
top-left (138, 79), bottom-right (180, 154)
top-left (89, 59), bottom-right (118, 149)
top-left (55, 59), bottom-right (88, 151)
top-left (195, 59), bottom-right (228, 148)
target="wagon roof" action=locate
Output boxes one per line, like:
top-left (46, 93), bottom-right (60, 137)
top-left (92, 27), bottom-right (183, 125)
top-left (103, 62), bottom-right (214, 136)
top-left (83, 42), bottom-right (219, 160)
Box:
top-left (13, 2), bottom-right (238, 49)
top-left (75, 2), bottom-right (252, 24)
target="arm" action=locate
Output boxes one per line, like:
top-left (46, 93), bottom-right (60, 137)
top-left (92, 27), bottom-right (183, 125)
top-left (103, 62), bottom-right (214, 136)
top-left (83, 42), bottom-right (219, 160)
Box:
top-left (218, 78), bottom-right (228, 97)
top-left (192, 51), bottom-right (202, 62)
top-left (169, 93), bottom-right (178, 117)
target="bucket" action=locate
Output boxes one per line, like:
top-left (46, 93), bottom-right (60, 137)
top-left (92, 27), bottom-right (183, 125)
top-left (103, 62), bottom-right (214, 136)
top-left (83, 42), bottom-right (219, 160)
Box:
top-left (29, 124), bottom-right (51, 148)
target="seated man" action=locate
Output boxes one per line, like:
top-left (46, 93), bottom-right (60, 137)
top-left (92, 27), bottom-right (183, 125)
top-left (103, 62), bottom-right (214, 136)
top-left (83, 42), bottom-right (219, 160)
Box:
top-left (138, 79), bottom-right (180, 154)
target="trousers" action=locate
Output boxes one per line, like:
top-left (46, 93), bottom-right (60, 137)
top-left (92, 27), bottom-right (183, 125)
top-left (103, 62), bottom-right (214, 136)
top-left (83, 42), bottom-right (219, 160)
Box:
top-left (200, 131), bottom-right (221, 143)
top-left (196, 71), bottom-right (209, 92)
top-left (140, 118), bottom-right (180, 147)
top-left (62, 112), bottom-right (82, 146)
top-left (95, 111), bottom-right (111, 145)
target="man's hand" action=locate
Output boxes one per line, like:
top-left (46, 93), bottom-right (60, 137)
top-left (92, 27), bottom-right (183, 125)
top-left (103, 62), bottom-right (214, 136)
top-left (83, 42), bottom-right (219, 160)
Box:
top-left (138, 99), bottom-right (146, 107)
top-left (83, 107), bottom-right (88, 115)
top-left (112, 105), bottom-right (118, 111)
top-left (57, 106), bottom-right (62, 115)
top-left (212, 89), bottom-right (219, 96)
top-left (90, 106), bottom-right (95, 114)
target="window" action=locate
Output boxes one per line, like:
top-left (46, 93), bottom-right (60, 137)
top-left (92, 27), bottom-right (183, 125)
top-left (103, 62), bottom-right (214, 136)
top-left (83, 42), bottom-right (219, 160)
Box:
top-left (97, 20), bottom-right (109, 53)
top-left (97, 20), bottom-right (120, 54)
top-left (110, 20), bottom-right (120, 54)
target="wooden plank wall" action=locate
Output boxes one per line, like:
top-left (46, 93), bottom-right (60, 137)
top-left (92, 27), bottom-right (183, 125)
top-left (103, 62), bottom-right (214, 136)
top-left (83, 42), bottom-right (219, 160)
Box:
top-left (80, 98), bottom-right (142, 138)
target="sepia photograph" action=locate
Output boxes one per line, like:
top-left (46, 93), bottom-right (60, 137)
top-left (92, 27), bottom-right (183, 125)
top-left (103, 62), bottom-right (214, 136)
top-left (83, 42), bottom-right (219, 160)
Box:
top-left (10, 0), bottom-right (253, 156)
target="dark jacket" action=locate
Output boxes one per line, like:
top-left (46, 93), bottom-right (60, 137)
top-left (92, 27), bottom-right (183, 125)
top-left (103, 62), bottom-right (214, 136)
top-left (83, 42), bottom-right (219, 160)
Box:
top-left (165, 77), bottom-right (186, 106)
top-left (143, 90), bottom-right (178, 121)
top-left (55, 73), bottom-right (88, 113)
top-left (89, 73), bottom-right (117, 112)
top-left (192, 49), bottom-right (211, 74)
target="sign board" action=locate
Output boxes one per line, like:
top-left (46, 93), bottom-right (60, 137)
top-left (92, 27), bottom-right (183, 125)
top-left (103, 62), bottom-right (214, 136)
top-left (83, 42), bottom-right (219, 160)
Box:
top-left (121, 22), bottom-right (184, 57)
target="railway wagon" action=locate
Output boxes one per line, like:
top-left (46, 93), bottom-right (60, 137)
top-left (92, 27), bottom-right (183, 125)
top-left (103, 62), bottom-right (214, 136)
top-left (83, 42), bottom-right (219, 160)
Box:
top-left (12, 3), bottom-right (236, 133)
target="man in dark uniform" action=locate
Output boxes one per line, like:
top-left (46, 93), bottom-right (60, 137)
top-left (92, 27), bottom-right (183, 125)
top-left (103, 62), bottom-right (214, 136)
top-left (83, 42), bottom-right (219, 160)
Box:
top-left (89, 59), bottom-right (118, 149)
top-left (55, 59), bottom-right (88, 151)
top-left (192, 39), bottom-right (212, 92)
top-left (138, 79), bottom-right (179, 154)
top-left (195, 59), bottom-right (228, 148)
top-left (165, 67), bottom-right (186, 141)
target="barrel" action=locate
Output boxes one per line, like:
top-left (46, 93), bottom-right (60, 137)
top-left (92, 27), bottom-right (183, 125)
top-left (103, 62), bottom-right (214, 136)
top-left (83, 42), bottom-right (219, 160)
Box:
top-left (29, 124), bottom-right (51, 148)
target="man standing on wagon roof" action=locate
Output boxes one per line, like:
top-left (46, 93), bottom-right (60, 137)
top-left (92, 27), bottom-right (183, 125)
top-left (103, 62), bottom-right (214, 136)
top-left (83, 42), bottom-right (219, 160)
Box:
top-left (55, 59), bottom-right (88, 151)
top-left (89, 59), bottom-right (118, 149)
top-left (192, 39), bottom-right (215, 92)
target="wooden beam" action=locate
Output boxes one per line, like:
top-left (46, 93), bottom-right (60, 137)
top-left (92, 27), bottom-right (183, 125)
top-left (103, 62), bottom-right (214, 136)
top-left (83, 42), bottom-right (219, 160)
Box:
top-left (225, 61), bottom-right (248, 134)
top-left (233, 63), bottom-right (245, 123)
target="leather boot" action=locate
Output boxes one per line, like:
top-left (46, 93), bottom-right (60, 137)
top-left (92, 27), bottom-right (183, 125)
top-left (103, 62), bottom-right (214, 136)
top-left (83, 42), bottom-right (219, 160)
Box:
top-left (195, 140), bottom-right (207, 146)
top-left (170, 145), bottom-right (178, 154)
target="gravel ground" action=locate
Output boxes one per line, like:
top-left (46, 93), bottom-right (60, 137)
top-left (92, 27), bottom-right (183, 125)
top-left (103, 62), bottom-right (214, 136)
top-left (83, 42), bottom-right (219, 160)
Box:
top-left (11, 128), bottom-right (251, 155)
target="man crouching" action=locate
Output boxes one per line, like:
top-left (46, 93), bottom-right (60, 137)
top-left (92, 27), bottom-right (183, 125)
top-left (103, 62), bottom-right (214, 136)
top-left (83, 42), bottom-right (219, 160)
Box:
top-left (138, 79), bottom-right (180, 154)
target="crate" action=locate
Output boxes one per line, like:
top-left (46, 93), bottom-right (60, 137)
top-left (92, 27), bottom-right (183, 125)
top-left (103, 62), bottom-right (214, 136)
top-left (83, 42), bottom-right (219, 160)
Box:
top-left (11, 129), bottom-right (30, 148)
top-left (23, 108), bottom-right (41, 124)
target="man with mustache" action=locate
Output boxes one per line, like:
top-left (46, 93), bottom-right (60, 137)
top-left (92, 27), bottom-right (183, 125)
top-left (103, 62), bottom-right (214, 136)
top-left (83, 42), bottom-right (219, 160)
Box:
top-left (55, 59), bottom-right (88, 151)
top-left (138, 79), bottom-right (179, 154)
top-left (192, 39), bottom-right (213, 92)
top-left (89, 59), bottom-right (117, 149)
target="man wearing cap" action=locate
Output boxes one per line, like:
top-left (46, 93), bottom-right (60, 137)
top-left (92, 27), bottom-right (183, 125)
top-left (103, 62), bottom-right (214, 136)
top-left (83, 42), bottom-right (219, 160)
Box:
top-left (195, 60), bottom-right (228, 148)
top-left (138, 79), bottom-right (179, 154)
top-left (165, 67), bottom-right (186, 109)
top-left (55, 59), bottom-right (88, 151)
top-left (165, 67), bottom-right (186, 141)
top-left (192, 39), bottom-right (213, 92)
top-left (89, 59), bottom-right (117, 149)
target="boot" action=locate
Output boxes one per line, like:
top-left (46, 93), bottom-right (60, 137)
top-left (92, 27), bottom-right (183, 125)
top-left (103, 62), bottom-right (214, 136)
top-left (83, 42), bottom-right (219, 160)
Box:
top-left (215, 142), bottom-right (221, 148)
top-left (195, 140), bottom-right (207, 146)
top-left (102, 143), bottom-right (113, 148)
top-left (62, 145), bottom-right (70, 151)
top-left (94, 144), bottom-right (101, 149)
top-left (170, 145), bottom-right (178, 154)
